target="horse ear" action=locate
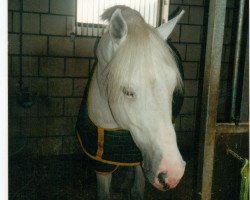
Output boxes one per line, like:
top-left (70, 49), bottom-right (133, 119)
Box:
top-left (109, 8), bottom-right (127, 43)
top-left (157, 10), bottom-right (185, 40)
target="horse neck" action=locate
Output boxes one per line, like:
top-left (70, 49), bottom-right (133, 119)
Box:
top-left (87, 68), bottom-right (119, 129)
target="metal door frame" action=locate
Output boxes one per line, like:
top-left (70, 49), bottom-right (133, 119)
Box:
top-left (198, 0), bottom-right (249, 199)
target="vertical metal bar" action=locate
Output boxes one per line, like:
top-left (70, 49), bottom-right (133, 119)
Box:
top-left (230, 0), bottom-right (246, 120)
top-left (240, 34), bottom-right (249, 121)
top-left (92, 0), bottom-right (94, 36)
top-left (153, 0), bottom-right (156, 27)
top-left (199, 0), bottom-right (227, 199)
top-left (161, 0), bottom-right (170, 23)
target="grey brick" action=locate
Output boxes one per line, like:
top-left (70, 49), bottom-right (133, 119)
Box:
top-left (25, 138), bottom-right (39, 155)
top-left (189, 7), bottom-right (204, 25)
top-left (8, 55), bottom-right (12, 75)
top-left (73, 78), bottom-right (87, 96)
top-left (64, 98), bottom-right (82, 116)
top-left (186, 44), bottom-right (201, 61)
top-left (180, 115), bottom-right (195, 131)
top-left (23, 0), bottom-right (49, 13)
top-left (50, 0), bottom-right (75, 15)
top-left (22, 56), bottom-right (39, 76)
top-left (11, 56), bottom-right (20, 76)
top-left (21, 117), bottom-right (47, 137)
top-left (41, 15), bottom-right (67, 35)
top-left (66, 58), bottom-right (89, 77)
top-left (37, 137), bottom-right (62, 155)
top-left (38, 97), bottom-right (64, 116)
top-left (184, 80), bottom-right (198, 96)
top-left (180, 25), bottom-right (201, 43)
top-left (9, 118), bottom-right (21, 138)
top-left (8, 77), bottom-right (19, 95)
top-left (22, 13), bottom-right (40, 34)
top-left (49, 36), bottom-right (73, 56)
top-left (13, 12), bottom-right (20, 32)
top-left (13, 12), bottom-right (20, 33)
top-left (9, 138), bottom-right (27, 155)
top-left (9, 96), bottom-right (38, 117)
top-left (180, 98), bottom-right (195, 114)
top-left (22, 35), bottom-right (47, 55)
top-left (9, 34), bottom-right (20, 54)
top-left (67, 16), bottom-right (75, 35)
top-left (8, 12), bottom-right (13, 32)
top-left (48, 78), bottom-right (72, 96)
top-left (62, 136), bottom-right (81, 154)
top-left (22, 77), bottom-right (48, 96)
top-left (75, 37), bottom-right (96, 57)
top-left (183, 62), bottom-right (198, 79)
top-left (8, 0), bottom-right (20, 11)
top-left (47, 117), bottom-right (76, 136)
top-left (40, 57), bottom-right (64, 76)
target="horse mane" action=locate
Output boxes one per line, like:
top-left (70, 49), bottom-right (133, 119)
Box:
top-left (101, 6), bottom-right (183, 102)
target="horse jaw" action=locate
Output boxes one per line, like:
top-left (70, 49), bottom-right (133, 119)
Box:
top-left (157, 10), bottom-right (185, 40)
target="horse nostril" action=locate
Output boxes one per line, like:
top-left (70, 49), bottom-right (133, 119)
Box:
top-left (158, 172), bottom-right (169, 190)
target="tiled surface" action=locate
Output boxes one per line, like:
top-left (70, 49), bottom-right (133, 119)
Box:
top-left (41, 15), bottom-right (67, 35)
top-left (40, 57), bottom-right (65, 76)
top-left (49, 36), bottom-right (74, 56)
top-left (22, 35), bottom-right (48, 55)
top-left (22, 13), bottom-right (40, 33)
top-left (23, 0), bottom-right (49, 13)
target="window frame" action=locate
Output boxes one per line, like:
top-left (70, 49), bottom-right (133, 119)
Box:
top-left (75, 0), bottom-right (170, 37)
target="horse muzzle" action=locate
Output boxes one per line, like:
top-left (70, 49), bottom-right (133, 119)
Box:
top-left (143, 159), bottom-right (186, 191)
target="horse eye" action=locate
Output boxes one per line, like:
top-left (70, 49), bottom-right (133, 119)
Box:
top-left (122, 88), bottom-right (135, 98)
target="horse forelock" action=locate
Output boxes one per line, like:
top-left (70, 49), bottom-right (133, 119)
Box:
top-left (101, 5), bottom-right (145, 24)
top-left (99, 6), bottom-right (183, 103)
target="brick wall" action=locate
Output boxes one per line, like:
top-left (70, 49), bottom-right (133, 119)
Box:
top-left (169, 0), bottom-right (206, 151)
top-left (9, 0), bottom-right (209, 156)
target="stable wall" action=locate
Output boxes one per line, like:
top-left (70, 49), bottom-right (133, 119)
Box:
top-left (8, 0), bottom-right (218, 156)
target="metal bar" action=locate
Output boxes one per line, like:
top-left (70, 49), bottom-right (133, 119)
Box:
top-left (227, 148), bottom-right (245, 162)
top-left (230, 0), bottom-right (246, 120)
top-left (216, 123), bottom-right (249, 134)
top-left (198, 0), bottom-right (227, 199)
top-left (240, 33), bottom-right (249, 121)
top-left (161, 0), bottom-right (170, 23)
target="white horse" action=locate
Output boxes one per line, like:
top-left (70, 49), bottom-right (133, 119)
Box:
top-left (76, 5), bottom-right (186, 200)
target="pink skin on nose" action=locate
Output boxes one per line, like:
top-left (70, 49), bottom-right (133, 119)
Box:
top-left (152, 159), bottom-right (186, 191)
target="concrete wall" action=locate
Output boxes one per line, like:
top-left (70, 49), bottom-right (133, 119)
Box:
top-left (8, 0), bottom-right (232, 156)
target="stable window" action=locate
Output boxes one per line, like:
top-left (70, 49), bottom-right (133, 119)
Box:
top-left (76, 0), bottom-right (170, 36)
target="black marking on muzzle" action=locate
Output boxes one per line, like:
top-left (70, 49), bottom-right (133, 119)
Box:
top-left (158, 172), bottom-right (170, 190)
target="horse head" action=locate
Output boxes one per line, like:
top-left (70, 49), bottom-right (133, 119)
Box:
top-left (88, 6), bottom-right (186, 191)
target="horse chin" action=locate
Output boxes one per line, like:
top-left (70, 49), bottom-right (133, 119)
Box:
top-left (143, 165), bottom-right (183, 191)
